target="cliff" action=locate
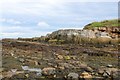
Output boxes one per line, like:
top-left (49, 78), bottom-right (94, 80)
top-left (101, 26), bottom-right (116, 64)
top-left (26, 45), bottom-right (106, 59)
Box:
top-left (47, 19), bottom-right (119, 39)
top-left (18, 19), bottom-right (120, 44)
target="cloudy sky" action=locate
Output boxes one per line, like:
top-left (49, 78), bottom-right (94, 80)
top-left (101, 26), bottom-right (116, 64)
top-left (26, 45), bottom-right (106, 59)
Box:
top-left (0, 0), bottom-right (118, 38)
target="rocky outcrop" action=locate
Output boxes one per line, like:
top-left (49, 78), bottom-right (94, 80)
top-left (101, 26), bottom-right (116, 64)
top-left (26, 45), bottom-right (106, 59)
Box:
top-left (47, 29), bottom-right (113, 39)
top-left (89, 27), bottom-right (120, 39)
top-left (46, 19), bottom-right (119, 40)
top-left (17, 19), bottom-right (119, 43)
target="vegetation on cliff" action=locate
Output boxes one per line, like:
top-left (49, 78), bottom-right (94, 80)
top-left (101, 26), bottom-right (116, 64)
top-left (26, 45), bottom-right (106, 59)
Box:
top-left (84, 19), bottom-right (119, 29)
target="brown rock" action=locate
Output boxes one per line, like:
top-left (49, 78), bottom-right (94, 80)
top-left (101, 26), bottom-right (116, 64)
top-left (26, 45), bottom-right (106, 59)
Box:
top-left (42, 67), bottom-right (56, 76)
top-left (58, 63), bottom-right (74, 69)
top-left (80, 71), bottom-right (92, 79)
top-left (79, 64), bottom-right (93, 72)
top-left (57, 55), bottom-right (63, 60)
top-left (58, 66), bottom-right (65, 70)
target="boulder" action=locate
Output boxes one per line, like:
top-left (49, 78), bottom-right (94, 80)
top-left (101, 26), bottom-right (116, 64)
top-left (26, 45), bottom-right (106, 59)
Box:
top-left (18, 58), bottom-right (25, 63)
top-left (103, 70), bottom-right (110, 78)
top-left (85, 67), bottom-right (93, 72)
top-left (64, 56), bottom-right (71, 60)
top-left (79, 64), bottom-right (93, 72)
top-left (11, 69), bottom-right (17, 73)
top-left (80, 71), bottom-right (92, 79)
top-left (67, 72), bottom-right (79, 80)
top-left (107, 64), bottom-right (113, 68)
top-left (42, 67), bottom-right (56, 76)
top-left (79, 63), bottom-right (87, 67)
top-left (58, 63), bottom-right (74, 69)
top-left (98, 66), bottom-right (106, 74)
top-left (57, 55), bottom-right (63, 60)
top-left (34, 61), bottom-right (40, 65)
top-left (98, 67), bottom-right (118, 74)
top-left (98, 66), bottom-right (119, 79)
top-left (58, 66), bottom-right (65, 70)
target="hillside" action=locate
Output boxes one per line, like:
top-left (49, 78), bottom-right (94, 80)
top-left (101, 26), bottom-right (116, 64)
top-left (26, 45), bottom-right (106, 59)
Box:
top-left (84, 19), bottom-right (119, 29)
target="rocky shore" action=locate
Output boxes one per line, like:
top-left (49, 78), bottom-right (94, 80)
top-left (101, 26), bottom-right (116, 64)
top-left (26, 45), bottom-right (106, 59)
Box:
top-left (1, 39), bottom-right (120, 80)
top-left (1, 19), bottom-right (120, 79)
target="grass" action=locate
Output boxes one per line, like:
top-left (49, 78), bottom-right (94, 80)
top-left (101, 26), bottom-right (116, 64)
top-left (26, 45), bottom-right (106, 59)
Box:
top-left (84, 19), bottom-right (119, 29)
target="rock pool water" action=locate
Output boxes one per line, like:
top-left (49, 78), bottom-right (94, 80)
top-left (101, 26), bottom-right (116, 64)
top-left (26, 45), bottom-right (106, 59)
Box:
top-left (21, 66), bottom-right (42, 76)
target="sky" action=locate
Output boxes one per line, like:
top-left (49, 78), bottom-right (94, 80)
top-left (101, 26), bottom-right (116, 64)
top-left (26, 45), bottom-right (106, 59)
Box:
top-left (0, 0), bottom-right (119, 38)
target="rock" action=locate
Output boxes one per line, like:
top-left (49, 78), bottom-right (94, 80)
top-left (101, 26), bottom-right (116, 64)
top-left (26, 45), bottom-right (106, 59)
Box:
top-left (36, 72), bottom-right (42, 76)
top-left (98, 66), bottom-right (106, 74)
top-left (111, 70), bottom-right (120, 79)
top-left (3, 71), bottom-right (14, 78)
top-left (80, 71), bottom-right (92, 79)
top-left (81, 54), bottom-right (88, 59)
top-left (107, 68), bottom-right (119, 78)
top-left (57, 55), bottom-right (63, 60)
top-left (80, 30), bottom-right (96, 38)
top-left (108, 68), bottom-right (118, 73)
top-left (98, 67), bottom-right (119, 79)
top-left (15, 71), bottom-right (24, 74)
top-left (79, 63), bottom-right (87, 68)
top-left (85, 67), bottom-right (93, 72)
top-left (34, 61), bottom-right (40, 65)
top-left (103, 70), bottom-right (110, 78)
top-left (48, 63), bottom-right (53, 66)
top-left (107, 64), bottom-right (113, 68)
top-left (22, 66), bottom-right (29, 70)
top-left (11, 69), bottom-right (17, 73)
top-left (64, 56), bottom-right (71, 60)
top-left (53, 75), bottom-right (57, 78)
top-left (58, 66), bottom-right (65, 70)
top-left (79, 64), bottom-right (93, 72)
top-left (98, 66), bottom-right (118, 75)
top-left (71, 56), bottom-right (76, 60)
top-left (93, 72), bottom-right (99, 76)
top-left (67, 72), bottom-right (79, 80)
top-left (25, 74), bottom-right (29, 78)
top-left (98, 70), bottom-right (104, 74)
top-left (10, 52), bottom-right (14, 57)
top-left (42, 67), bottom-right (56, 76)
top-left (58, 63), bottom-right (74, 69)
top-left (18, 58), bottom-right (25, 63)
